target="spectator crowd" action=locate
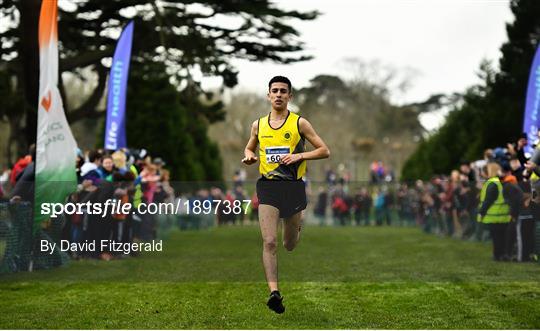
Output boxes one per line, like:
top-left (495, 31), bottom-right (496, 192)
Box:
top-left (312, 133), bottom-right (539, 263)
top-left (2, 134), bottom-right (540, 266)
top-left (0, 146), bottom-right (254, 264)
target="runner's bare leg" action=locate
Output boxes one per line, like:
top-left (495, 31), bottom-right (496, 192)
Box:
top-left (283, 211), bottom-right (303, 251)
top-left (258, 204), bottom-right (280, 292)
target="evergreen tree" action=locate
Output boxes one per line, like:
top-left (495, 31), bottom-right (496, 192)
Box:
top-left (122, 62), bottom-right (222, 181)
top-left (0, 0), bottom-right (318, 161)
top-left (402, 0), bottom-right (540, 180)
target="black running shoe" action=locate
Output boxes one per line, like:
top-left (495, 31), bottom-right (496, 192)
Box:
top-left (267, 290), bottom-right (285, 314)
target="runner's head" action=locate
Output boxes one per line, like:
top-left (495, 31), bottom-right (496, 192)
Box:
top-left (268, 76), bottom-right (292, 111)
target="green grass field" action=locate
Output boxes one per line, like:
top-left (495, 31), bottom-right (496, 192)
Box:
top-left (1, 225), bottom-right (540, 329)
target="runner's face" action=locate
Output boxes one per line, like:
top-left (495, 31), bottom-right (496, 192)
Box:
top-left (267, 82), bottom-right (291, 111)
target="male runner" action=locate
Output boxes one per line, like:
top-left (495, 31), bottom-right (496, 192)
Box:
top-left (242, 76), bottom-right (330, 314)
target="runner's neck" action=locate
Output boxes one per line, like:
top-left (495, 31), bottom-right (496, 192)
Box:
top-left (269, 109), bottom-right (289, 121)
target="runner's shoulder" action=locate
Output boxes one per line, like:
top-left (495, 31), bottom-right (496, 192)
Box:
top-left (298, 116), bottom-right (309, 125)
top-left (251, 119), bottom-right (259, 136)
top-left (297, 116), bottom-right (313, 133)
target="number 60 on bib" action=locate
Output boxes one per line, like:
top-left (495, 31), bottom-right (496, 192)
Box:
top-left (265, 146), bottom-right (290, 164)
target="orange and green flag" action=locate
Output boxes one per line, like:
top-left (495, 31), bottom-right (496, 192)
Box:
top-left (34, 0), bottom-right (77, 226)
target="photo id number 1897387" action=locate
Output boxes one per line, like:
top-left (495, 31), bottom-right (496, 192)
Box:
top-left (182, 199), bottom-right (252, 215)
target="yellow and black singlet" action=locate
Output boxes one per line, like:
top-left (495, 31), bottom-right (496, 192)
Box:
top-left (258, 111), bottom-right (306, 180)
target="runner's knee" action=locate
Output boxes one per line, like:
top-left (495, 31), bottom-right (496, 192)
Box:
top-left (263, 236), bottom-right (277, 252)
top-left (283, 238), bottom-right (297, 251)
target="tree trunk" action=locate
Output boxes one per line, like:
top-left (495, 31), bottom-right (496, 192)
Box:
top-left (16, 0), bottom-right (41, 153)
top-left (7, 116), bottom-right (23, 165)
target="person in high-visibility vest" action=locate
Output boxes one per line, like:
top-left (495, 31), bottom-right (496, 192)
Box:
top-left (478, 162), bottom-right (521, 261)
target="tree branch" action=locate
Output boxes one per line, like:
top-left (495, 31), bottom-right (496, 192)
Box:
top-left (67, 66), bottom-right (107, 123)
top-left (68, 107), bottom-right (106, 123)
top-left (60, 48), bottom-right (114, 72)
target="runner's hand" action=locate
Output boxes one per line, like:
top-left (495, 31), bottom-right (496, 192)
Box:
top-left (281, 153), bottom-right (303, 165)
top-left (242, 154), bottom-right (258, 165)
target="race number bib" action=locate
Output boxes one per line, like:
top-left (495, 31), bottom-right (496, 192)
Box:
top-left (265, 146), bottom-right (290, 164)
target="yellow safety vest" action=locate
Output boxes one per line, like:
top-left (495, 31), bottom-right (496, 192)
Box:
top-left (478, 177), bottom-right (511, 223)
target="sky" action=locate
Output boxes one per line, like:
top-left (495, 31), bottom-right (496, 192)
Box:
top-left (8, 0), bottom-right (513, 131)
top-left (217, 0), bottom-right (513, 130)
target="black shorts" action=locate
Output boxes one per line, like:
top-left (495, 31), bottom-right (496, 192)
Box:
top-left (256, 178), bottom-right (307, 218)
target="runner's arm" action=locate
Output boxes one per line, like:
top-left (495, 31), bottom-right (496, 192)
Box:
top-left (242, 120), bottom-right (259, 165)
top-left (281, 117), bottom-right (330, 165)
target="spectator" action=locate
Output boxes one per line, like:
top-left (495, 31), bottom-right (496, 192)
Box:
top-left (414, 180), bottom-right (426, 227)
top-left (325, 166), bottom-right (337, 187)
top-left (233, 169), bottom-right (244, 189)
top-left (360, 188), bottom-right (372, 226)
top-left (314, 187), bottom-right (327, 226)
top-left (80, 150), bottom-right (103, 184)
top-left (509, 156), bottom-right (525, 182)
top-left (382, 187), bottom-right (393, 225)
top-left (507, 133), bottom-right (528, 167)
top-left (221, 190), bottom-right (236, 225)
top-left (157, 169), bottom-right (174, 204)
top-left (96, 155), bottom-right (114, 180)
top-left (430, 177), bottom-right (445, 234)
top-left (373, 188), bottom-right (385, 226)
top-left (234, 186), bottom-right (246, 223)
top-left (517, 181), bottom-right (536, 261)
top-left (10, 144), bottom-right (34, 186)
top-left (153, 157), bottom-right (166, 176)
top-left (9, 146), bottom-right (36, 203)
top-left (397, 184), bottom-right (413, 226)
top-left (421, 188), bottom-right (435, 233)
top-left (459, 160), bottom-right (476, 183)
top-left (75, 149), bottom-right (85, 182)
top-left (478, 163), bottom-right (516, 261)
top-left (112, 150), bottom-right (129, 174)
top-left (140, 163), bottom-right (160, 204)
top-left (464, 180), bottom-right (479, 240)
top-left (454, 180), bottom-right (471, 238)
top-left (501, 173), bottom-right (523, 260)
top-left (331, 192), bottom-right (349, 226)
top-left (110, 171), bottom-right (136, 252)
top-left (80, 173), bottom-right (116, 260)
top-left (441, 175), bottom-right (456, 236)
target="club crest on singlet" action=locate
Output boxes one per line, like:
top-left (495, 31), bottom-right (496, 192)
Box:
top-left (283, 131), bottom-right (292, 141)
